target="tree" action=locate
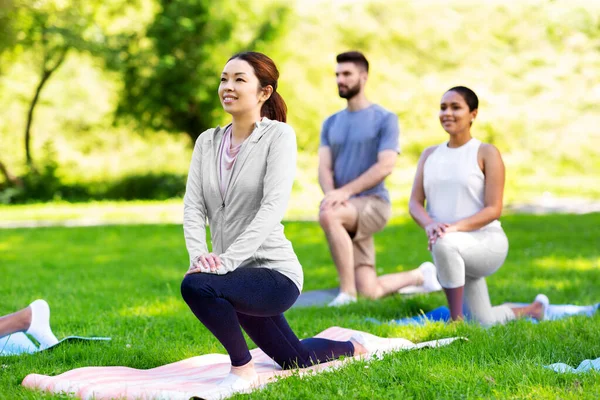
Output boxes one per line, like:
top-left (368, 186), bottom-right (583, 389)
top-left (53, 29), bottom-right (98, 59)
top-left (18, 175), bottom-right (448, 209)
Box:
top-left (17, 2), bottom-right (90, 167)
top-left (115, 0), bottom-right (290, 143)
top-left (0, 0), bottom-right (17, 60)
top-left (0, 0), bottom-right (19, 183)
top-left (4, 1), bottom-right (128, 170)
top-left (0, 0), bottom-right (133, 192)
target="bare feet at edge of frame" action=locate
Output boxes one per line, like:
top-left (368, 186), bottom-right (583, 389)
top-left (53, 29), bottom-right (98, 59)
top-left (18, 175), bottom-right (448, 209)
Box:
top-left (510, 294), bottom-right (550, 321)
top-left (529, 294), bottom-right (550, 321)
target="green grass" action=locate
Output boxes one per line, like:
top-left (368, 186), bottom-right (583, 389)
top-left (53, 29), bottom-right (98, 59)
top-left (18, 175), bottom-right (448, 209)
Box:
top-left (0, 213), bottom-right (599, 399)
top-left (0, 200), bottom-right (184, 224)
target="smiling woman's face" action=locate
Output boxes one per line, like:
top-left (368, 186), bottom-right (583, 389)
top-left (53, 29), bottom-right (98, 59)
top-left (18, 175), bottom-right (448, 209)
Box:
top-left (439, 90), bottom-right (477, 135)
top-left (218, 58), bottom-right (267, 116)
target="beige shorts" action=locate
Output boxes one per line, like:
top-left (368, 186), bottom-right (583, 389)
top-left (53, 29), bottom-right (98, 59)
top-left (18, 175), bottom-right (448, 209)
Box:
top-left (347, 195), bottom-right (391, 268)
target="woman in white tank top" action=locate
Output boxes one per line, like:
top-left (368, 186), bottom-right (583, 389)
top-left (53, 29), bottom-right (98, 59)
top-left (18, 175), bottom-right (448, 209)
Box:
top-left (408, 86), bottom-right (549, 326)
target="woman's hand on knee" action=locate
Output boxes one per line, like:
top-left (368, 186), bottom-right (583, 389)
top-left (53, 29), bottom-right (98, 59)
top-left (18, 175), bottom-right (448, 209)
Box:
top-left (425, 222), bottom-right (448, 250)
top-left (185, 253), bottom-right (222, 275)
top-left (427, 223), bottom-right (459, 250)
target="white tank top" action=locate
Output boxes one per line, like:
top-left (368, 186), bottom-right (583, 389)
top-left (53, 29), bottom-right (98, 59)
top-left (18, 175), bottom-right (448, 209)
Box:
top-left (423, 138), bottom-right (501, 229)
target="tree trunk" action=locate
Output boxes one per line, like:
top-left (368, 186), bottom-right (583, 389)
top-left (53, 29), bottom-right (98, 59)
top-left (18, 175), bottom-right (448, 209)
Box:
top-left (24, 47), bottom-right (69, 167)
top-left (0, 159), bottom-right (22, 187)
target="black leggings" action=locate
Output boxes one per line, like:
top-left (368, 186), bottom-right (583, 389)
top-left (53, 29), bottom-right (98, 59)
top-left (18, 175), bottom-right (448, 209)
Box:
top-left (181, 267), bottom-right (354, 369)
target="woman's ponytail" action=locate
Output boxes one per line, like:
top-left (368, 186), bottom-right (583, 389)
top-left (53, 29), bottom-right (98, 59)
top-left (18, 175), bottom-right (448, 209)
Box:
top-left (261, 91), bottom-right (287, 122)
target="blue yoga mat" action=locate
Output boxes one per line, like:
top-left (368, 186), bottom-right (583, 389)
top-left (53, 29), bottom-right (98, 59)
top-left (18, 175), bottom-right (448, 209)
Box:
top-left (368, 303), bottom-right (599, 326)
top-left (365, 306), bottom-right (451, 326)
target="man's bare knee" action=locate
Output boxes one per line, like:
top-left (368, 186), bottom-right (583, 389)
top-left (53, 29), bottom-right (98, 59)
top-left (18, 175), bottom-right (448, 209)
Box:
top-left (319, 209), bottom-right (340, 231)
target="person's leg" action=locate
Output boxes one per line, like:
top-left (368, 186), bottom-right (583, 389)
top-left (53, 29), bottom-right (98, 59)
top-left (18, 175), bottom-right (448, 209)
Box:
top-left (237, 313), bottom-right (355, 369)
top-left (0, 307), bottom-right (31, 338)
top-left (509, 294), bottom-right (547, 320)
top-left (436, 228), bottom-right (545, 325)
top-left (444, 287), bottom-right (466, 321)
top-left (463, 276), bottom-right (515, 326)
top-left (180, 268), bottom-right (299, 375)
top-left (355, 262), bottom-right (424, 300)
top-left (433, 229), bottom-right (511, 322)
top-left (463, 278), bottom-right (547, 325)
top-left (181, 274), bottom-right (253, 370)
top-left (200, 269), bottom-right (356, 370)
top-left (349, 196), bottom-right (401, 300)
top-left (0, 300), bottom-right (58, 349)
top-left (319, 202), bottom-right (359, 299)
top-left (431, 233), bottom-right (469, 320)
top-left (458, 228), bottom-right (518, 325)
top-left (25, 300), bottom-right (59, 348)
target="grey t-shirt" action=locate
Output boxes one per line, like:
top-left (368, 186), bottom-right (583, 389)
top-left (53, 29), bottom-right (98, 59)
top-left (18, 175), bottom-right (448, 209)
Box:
top-left (320, 104), bottom-right (400, 203)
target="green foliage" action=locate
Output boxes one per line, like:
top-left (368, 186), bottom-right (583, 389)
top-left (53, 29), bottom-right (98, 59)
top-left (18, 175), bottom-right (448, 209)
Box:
top-left (0, 141), bottom-right (81, 204)
top-left (115, 0), bottom-right (291, 142)
top-left (0, 214), bottom-right (599, 398)
top-left (19, 142), bottom-right (62, 201)
top-left (7, 0), bottom-right (124, 66)
top-left (0, 0), bottom-right (17, 63)
top-left (0, 173), bottom-right (186, 204)
top-left (0, 0), bottom-right (135, 167)
top-left (0, 0), bottom-right (598, 205)
top-left (0, 141), bottom-right (185, 203)
top-left (102, 172), bottom-right (186, 200)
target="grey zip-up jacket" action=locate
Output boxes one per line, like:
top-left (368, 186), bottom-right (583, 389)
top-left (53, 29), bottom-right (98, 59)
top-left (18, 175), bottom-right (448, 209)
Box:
top-left (183, 118), bottom-right (303, 291)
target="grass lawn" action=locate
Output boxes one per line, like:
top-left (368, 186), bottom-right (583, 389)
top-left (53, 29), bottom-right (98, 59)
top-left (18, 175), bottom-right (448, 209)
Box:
top-left (0, 213), bottom-right (599, 399)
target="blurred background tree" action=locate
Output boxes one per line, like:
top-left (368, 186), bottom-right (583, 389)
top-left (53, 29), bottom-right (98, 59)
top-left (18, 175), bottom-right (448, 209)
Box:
top-left (0, 0), bottom-right (133, 201)
top-left (0, 0), bottom-right (597, 207)
top-left (0, 0), bottom-right (17, 58)
top-left (114, 0), bottom-right (290, 143)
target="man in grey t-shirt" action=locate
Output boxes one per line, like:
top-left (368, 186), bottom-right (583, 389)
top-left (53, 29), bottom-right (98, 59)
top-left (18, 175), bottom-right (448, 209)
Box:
top-left (319, 51), bottom-right (438, 306)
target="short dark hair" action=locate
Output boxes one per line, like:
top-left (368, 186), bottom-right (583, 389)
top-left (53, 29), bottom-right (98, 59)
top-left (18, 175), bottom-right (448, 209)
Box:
top-left (336, 51), bottom-right (369, 72)
top-left (447, 86), bottom-right (478, 111)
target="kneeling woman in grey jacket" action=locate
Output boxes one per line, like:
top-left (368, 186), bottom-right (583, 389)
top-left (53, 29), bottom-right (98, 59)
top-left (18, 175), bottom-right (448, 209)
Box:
top-left (181, 52), bottom-right (367, 390)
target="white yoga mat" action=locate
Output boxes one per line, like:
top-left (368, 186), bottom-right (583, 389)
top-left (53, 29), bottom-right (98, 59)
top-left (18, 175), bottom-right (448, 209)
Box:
top-left (22, 327), bottom-right (465, 400)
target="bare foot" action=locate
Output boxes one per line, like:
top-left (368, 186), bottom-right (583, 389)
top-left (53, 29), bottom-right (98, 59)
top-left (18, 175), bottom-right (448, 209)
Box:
top-left (528, 301), bottom-right (544, 321)
top-left (218, 360), bottom-right (258, 390)
top-left (350, 339), bottom-right (368, 356)
top-left (510, 295), bottom-right (548, 321)
top-left (230, 360), bottom-right (258, 381)
top-left (512, 301), bottom-right (544, 320)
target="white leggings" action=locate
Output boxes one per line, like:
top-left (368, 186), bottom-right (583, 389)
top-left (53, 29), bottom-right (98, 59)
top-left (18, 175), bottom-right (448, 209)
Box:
top-left (431, 227), bottom-right (515, 326)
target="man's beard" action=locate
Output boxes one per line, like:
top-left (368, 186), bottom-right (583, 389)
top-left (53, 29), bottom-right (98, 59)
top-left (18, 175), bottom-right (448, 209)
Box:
top-left (338, 83), bottom-right (361, 99)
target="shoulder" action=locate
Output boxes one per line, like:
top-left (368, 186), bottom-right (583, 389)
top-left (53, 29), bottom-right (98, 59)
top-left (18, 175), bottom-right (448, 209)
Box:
top-left (477, 142), bottom-right (504, 173)
top-left (323, 110), bottom-right (345, 128)
top-left (260, 119), bottom-right (297, 146)
top-left (193, 128), bottom-right (217, 148)
top-left (478, 142), bottom-right (502, 159)
top-left (420, 145), bottom-right (439, 164)
top-left (263, 119), bottom-right (295, 135)
top-left (370, 104), bottom-right (397, 120)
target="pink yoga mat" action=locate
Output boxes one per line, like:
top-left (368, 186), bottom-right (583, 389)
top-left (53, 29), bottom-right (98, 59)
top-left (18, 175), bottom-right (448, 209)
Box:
top-left (22, 327), bottom-right (463, 400)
